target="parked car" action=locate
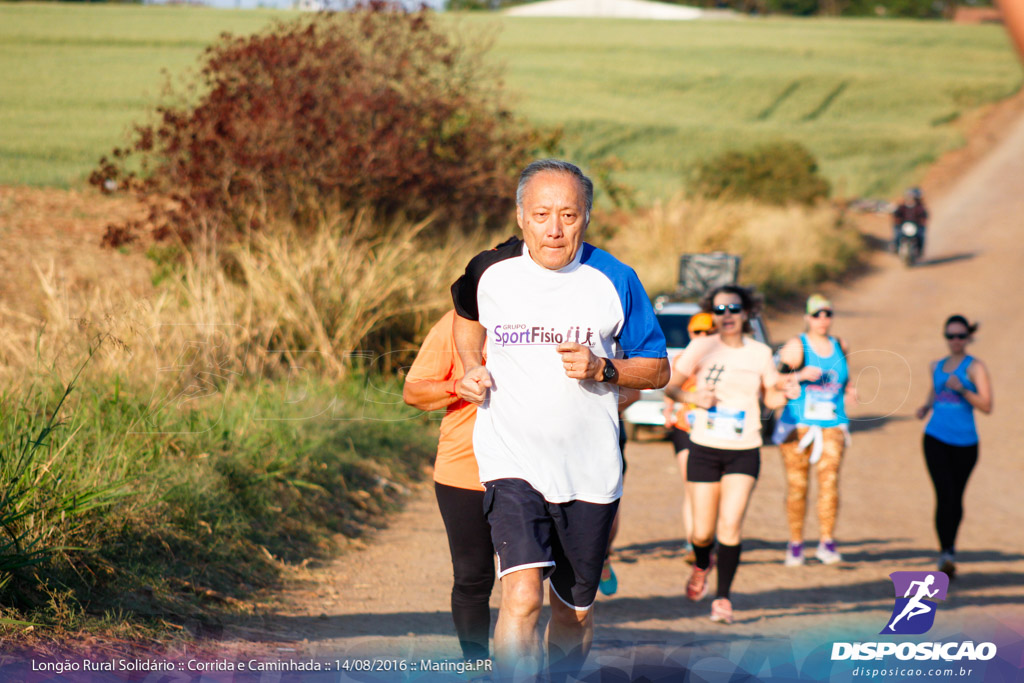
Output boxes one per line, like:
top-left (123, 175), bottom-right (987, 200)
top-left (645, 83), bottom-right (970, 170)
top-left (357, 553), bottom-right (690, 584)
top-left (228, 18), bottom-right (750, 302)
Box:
top-left (622, 296), bottom-right (776, 441)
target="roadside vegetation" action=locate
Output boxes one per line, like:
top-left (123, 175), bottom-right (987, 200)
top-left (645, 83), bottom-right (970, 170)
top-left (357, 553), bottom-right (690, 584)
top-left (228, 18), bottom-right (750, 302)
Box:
top-left (0, 358), bottom-right (437, 641)
top-left (0, 0), bottom-right (1019, 645)
top-left (0, 5), bottom-right (501, 644)
top-left (607, 197), bottom-right (861, 300)
top-left (0, 199), bottom-right (487, 642)
top-left (90, 9), bottom-right (544, 246)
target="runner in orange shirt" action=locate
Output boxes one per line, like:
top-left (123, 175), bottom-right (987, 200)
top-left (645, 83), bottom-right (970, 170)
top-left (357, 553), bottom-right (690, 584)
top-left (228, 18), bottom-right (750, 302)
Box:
top-left (403, 310), bottom-right (493, 663)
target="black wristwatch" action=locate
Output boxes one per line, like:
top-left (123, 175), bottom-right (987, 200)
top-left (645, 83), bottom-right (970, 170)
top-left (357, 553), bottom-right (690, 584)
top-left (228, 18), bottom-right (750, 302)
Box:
top-left (600, 358), bottom-right (618, 383)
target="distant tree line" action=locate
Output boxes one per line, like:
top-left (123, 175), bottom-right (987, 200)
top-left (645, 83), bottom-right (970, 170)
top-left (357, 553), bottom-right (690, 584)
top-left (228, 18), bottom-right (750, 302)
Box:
top-left (14, 0), bottom-right (146, 4)
top-left (758, 0), bottom-right (960, 18)
top-left (448, 0), bottom-right (993, 18)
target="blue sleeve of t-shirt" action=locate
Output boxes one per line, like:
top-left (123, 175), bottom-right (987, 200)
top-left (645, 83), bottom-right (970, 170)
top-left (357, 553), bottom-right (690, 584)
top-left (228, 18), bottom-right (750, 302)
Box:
top-left (581, 245), bottom-right (667, 359)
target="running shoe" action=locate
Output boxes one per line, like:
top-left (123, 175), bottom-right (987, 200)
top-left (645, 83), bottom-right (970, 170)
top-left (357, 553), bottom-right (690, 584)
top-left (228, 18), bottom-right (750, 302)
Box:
top-left (599, 561), bottom-right (618, 596)
top-left (686, 556), bottom-right (714, 601)
top-left (784, 542), bottom-right (805, 567)
top-left (683, 541), bottom-right (696, 565)
top-left (710, 597), bottom-right (733, 624)
top-left (938, 551), bottom-right (956, 579)
top-left (815, 540), bottom-right (842, 565)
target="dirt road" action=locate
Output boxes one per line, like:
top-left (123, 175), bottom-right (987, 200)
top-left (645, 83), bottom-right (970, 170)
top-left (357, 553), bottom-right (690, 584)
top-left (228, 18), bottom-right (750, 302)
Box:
top-left (214, 109), bottom-right (1024, 679)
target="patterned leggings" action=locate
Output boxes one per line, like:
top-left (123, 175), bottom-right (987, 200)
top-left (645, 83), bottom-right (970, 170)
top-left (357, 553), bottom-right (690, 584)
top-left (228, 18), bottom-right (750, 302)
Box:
top-left (780, 426), bottom-right (846, 541)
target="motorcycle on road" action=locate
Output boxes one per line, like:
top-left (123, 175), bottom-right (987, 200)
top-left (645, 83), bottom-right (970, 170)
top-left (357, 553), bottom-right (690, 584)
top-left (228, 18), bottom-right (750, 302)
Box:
top-left (896, 221), bottom-right (923, 267)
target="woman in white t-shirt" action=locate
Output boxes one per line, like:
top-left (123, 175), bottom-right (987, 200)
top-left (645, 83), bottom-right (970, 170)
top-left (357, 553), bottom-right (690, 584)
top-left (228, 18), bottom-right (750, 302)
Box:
top-left (664, 285), bottom-right (791, 625)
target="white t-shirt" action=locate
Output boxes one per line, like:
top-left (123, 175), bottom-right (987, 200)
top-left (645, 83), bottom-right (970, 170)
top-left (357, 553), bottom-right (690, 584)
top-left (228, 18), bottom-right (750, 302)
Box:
top-left (673, 334), bottom-right (778, 450)
top-left (452, 238), bottom-right (666, 504)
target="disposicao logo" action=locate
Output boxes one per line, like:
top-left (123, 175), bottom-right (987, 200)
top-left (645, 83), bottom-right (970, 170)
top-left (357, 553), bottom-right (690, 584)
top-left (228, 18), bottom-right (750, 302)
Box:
top-left (882, 571), bottom-right (948, 635)
top-left (831, 571), bottom-right (997, 663)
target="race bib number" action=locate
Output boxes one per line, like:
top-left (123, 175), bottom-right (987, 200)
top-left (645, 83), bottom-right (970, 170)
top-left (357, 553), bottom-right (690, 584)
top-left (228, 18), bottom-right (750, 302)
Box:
top-left (706, 406), bottom-right (745, 440)
top-left (805, 387), bottom-right (838, 421)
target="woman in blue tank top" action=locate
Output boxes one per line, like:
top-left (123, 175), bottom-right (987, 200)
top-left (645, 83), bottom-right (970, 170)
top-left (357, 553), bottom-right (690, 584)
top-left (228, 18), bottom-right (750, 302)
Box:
top-left (915, 315), bottom-right (993, 578)
top-left (775, 294), bottom-right (857, 567)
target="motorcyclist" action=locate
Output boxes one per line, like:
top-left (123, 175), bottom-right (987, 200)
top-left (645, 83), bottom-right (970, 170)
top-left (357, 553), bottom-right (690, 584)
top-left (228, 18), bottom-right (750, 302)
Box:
top-left (892, 187), bottom-right (928, 253)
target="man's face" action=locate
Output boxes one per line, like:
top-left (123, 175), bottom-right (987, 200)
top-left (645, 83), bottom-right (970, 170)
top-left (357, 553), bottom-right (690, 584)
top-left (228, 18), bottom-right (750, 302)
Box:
top-left (516, 170), bottom-right (588, 271)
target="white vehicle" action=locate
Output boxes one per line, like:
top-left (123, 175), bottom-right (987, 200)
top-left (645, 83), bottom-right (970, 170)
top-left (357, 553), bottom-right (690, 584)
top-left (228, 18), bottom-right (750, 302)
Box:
top-left (622, 297), bottom-right (774, 441)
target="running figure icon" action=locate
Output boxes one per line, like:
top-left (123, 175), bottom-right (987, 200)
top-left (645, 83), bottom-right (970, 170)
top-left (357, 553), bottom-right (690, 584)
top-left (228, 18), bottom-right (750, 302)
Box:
top-left (881, 571), bottom-right (949, 635)
top-left (887, 575), bottom-right (939, 632)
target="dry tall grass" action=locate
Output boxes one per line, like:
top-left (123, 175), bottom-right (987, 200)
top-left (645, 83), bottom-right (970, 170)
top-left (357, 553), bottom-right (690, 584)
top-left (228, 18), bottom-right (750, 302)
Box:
top-left (1, 190), bottom-right (864, 387)
top-left (606, 195), bottom-right (863, 300)
top-left (179, 212), bottom-right (491, 378)
top-left (1, 212), bottom-right (492, 385)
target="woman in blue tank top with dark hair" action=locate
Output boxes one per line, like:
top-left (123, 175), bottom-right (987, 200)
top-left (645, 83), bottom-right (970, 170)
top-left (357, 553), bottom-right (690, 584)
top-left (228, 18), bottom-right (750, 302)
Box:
top-left (915, 315), bottom-right (993, 578)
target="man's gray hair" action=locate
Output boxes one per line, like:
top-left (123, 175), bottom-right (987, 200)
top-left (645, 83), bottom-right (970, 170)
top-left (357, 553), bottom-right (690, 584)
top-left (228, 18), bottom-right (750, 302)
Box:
top-left (516, 159), bottom-right (594, 216)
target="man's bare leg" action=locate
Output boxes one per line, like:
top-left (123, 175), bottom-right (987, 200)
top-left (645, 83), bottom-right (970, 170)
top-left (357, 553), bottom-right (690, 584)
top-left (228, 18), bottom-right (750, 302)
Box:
top-left (545, 585), bottom-right (593, 679)
top-left (494, 568), bottom-right (544, 679)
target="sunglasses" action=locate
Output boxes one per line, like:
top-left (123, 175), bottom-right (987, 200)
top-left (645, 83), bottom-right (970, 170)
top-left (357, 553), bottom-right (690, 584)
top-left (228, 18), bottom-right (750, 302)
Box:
top-left (944, 332), bottom-right (969, 340)
top-left (809, 309), bottom-right (833, 319)
top-left (691, 329), bottom-right (713, 336)
top-left (712, 303), bottom-right (743, 315)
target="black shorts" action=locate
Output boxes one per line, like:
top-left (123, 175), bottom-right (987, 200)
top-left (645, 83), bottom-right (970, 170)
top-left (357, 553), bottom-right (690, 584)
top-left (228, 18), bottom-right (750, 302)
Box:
top-left (483, 478), bottom-right (619, 610)
top-left (686, 441), bottom-right (760, 482)
top-left (670, 427), bottom-right (691, 454)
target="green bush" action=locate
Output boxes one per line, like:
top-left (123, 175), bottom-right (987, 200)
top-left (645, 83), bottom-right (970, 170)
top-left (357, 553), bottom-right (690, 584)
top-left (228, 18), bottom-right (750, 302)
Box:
top-left (766, 0), bottom-right (820, 15)
top-left (681, 0), bottom-right (768, 12)
top-left (691, 141), bottom-right (831, 206)
top-left (842, 0), bottom-right (954, 17)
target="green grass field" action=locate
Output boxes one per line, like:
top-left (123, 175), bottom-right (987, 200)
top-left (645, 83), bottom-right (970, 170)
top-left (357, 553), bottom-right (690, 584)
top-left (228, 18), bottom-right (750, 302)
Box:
top-left (0, 3), bottom-right (288, 187)
top-left (482, 15), bottom-right (1022, 199)
top-left (0, 4), bottom-right (1020, 198)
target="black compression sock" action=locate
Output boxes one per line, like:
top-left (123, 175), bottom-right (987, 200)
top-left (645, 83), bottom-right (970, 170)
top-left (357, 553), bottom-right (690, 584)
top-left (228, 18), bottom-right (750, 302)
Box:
top-left (716, 543), bottom-right (742, 599)
top-left (693, 542), bottom-right (714, 570)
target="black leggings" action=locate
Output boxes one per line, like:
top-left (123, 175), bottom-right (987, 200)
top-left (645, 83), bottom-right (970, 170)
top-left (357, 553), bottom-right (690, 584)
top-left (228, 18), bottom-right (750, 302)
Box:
top-left (923, 434), bottom-right (978, 552)
top-left (434, 482), bottom-right (496, 660)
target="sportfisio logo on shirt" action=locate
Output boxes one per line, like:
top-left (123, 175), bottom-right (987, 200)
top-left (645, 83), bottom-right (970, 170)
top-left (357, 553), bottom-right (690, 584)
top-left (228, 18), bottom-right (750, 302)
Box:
top-left (493, 324), bottom-right (596, 347)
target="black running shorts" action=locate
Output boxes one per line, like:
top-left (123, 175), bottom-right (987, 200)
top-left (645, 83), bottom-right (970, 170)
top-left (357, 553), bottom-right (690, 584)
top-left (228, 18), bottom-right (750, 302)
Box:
top-left (686, 441), bottom-right (760, 482)
top-left (670, 427), bottom-right (692, 455)
top-left (483, 478), bottom-right (619, 610)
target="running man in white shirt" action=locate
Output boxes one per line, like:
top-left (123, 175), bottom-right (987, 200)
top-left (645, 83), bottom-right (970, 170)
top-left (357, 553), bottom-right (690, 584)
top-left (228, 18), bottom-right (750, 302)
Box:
top-left (451, 159), bottom-right (670, 679)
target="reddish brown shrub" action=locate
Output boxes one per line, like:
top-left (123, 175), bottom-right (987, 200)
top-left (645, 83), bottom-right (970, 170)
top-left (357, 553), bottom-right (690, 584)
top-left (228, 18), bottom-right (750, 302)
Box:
top-left (92, 3), bottom-right (542, 246)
